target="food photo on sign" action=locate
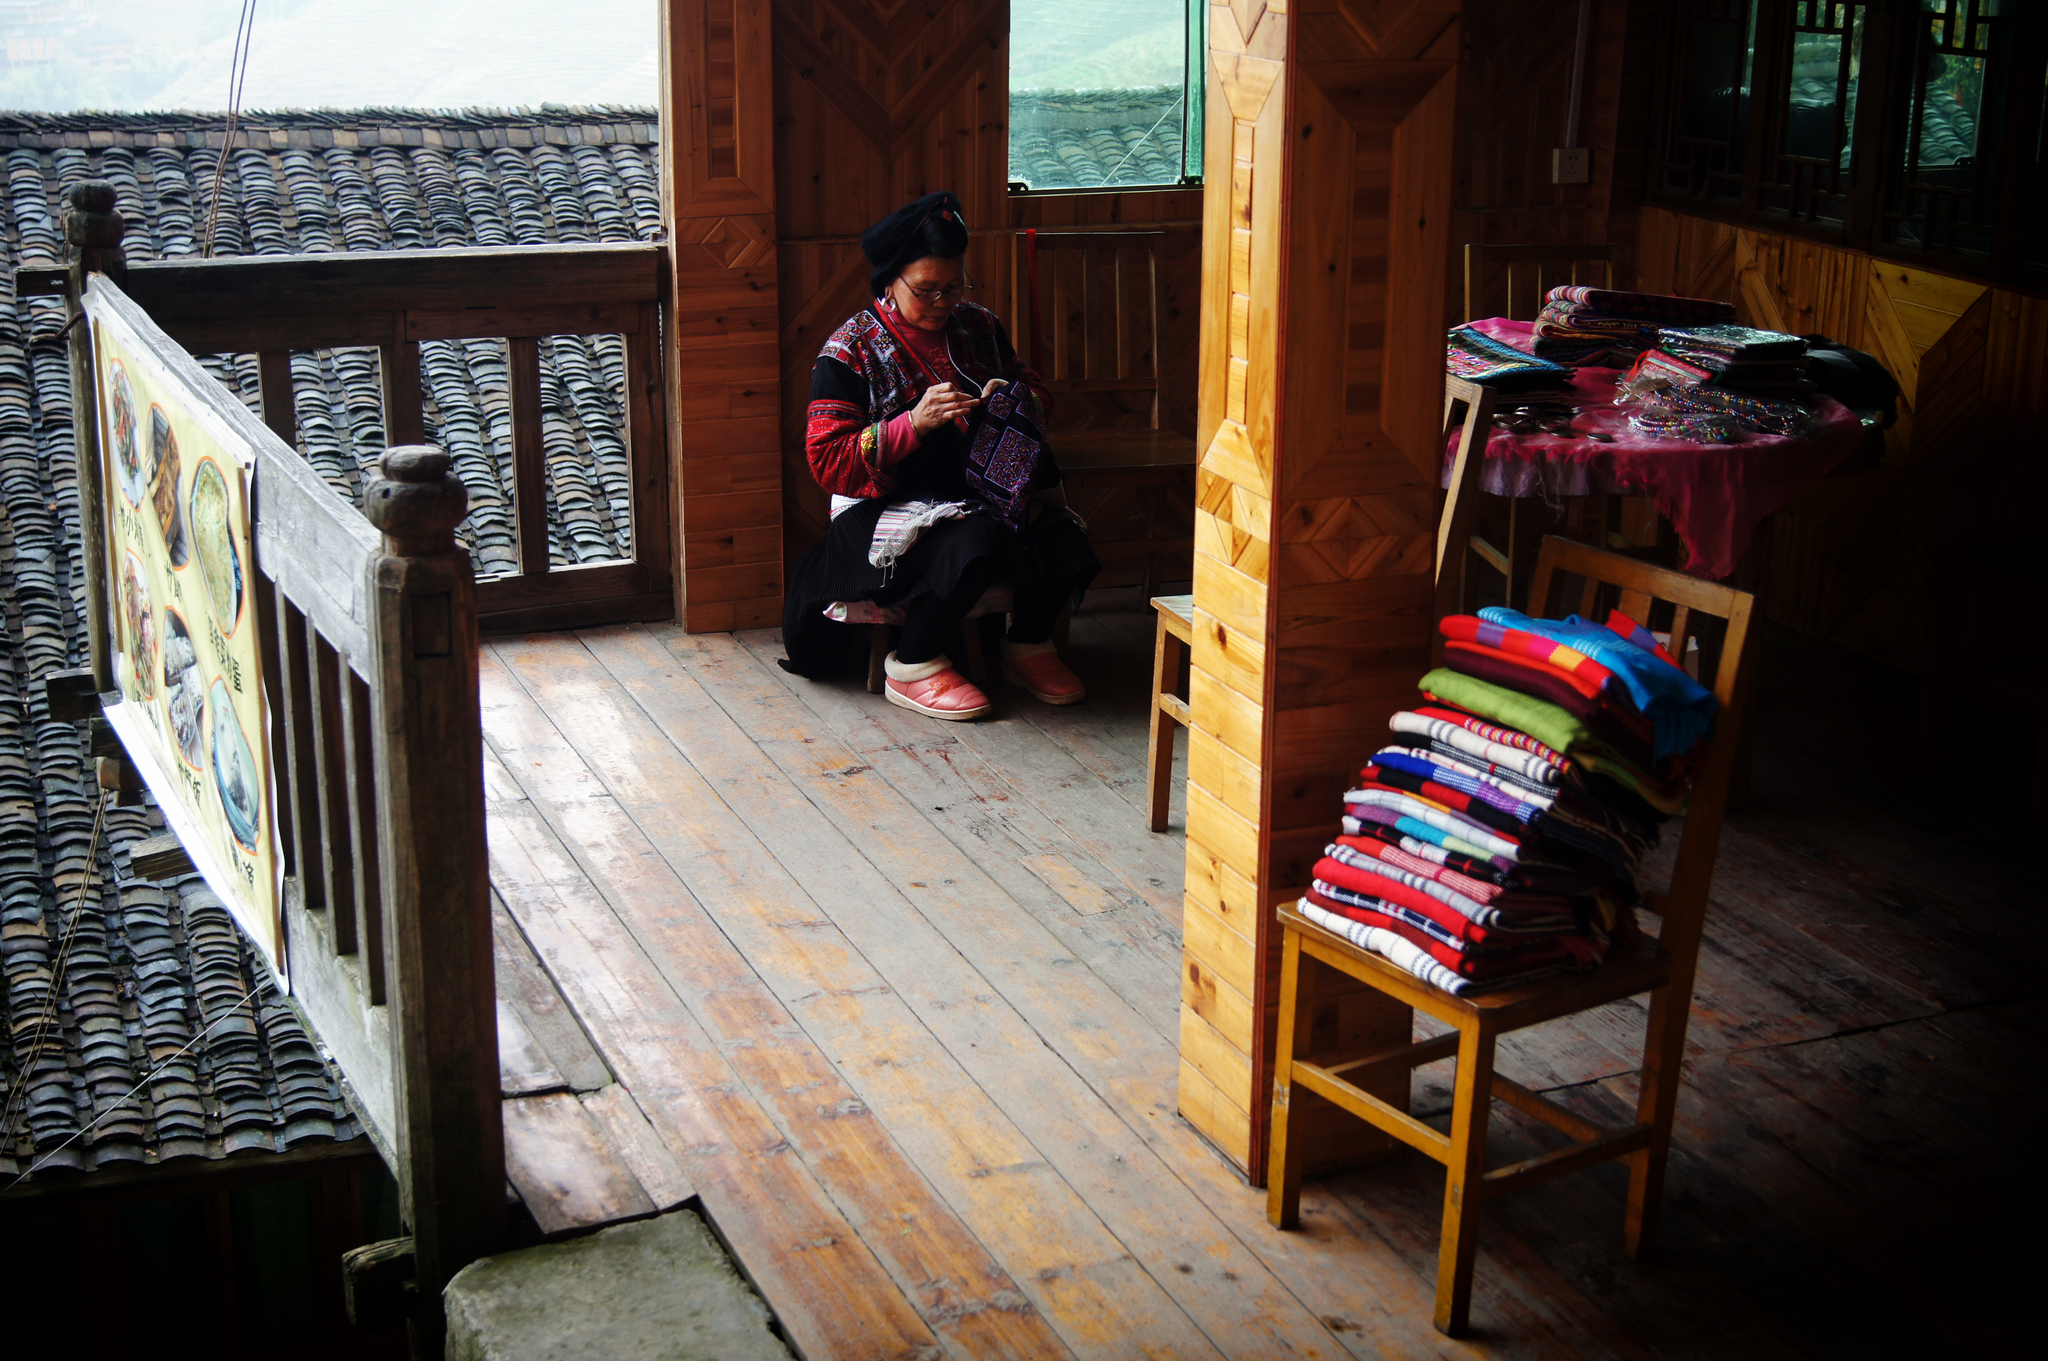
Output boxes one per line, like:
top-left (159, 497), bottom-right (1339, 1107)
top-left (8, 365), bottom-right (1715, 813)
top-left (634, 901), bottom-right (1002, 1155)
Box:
top-left (88, 285), bottom-right (283, 980)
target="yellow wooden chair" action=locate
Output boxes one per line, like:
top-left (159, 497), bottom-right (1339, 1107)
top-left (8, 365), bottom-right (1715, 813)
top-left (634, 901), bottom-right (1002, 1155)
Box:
top-left (1265, 534), bottom-right (1757, 1336)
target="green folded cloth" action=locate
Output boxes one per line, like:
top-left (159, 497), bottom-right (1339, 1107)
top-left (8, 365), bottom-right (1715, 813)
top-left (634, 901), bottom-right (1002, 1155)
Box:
top-left (1418, 668), bottom-right (1593, 761)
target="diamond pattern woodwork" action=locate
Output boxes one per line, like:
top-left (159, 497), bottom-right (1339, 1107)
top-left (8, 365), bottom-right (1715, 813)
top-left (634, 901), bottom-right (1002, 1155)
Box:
top-left (1179, 0), bottom-right (1465, 1177)
top-left (672, 214), bottom-right (776, 271)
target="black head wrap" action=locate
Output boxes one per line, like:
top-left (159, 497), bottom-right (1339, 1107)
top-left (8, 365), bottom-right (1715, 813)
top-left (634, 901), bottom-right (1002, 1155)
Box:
top-left (862, 191), bottom-right (969, 298)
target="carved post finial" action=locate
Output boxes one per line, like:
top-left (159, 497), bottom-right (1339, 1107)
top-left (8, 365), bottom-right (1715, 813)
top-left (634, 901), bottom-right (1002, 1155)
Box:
top-left (363, 445), bottom-right (469, 556)
top-left (65, 179), bottom-right (126, 281)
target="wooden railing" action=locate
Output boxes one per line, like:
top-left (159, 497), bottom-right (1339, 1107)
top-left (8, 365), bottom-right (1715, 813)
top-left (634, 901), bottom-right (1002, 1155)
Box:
top-left (116, 240), bottom-right (672, 633)
top-left (53, 183), bottom-right (501, 1347)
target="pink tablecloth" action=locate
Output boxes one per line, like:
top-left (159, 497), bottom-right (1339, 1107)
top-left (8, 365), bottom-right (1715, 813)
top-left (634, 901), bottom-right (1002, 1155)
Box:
top-left (1443, 318), bottom-right (1864, 580)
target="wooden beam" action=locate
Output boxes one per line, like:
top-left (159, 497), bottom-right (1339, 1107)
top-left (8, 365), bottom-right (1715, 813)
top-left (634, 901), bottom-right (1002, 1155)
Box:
top-left (122, 242), bottom-right (662, 321)
top-left (127, 832), bottom-right (196, 881)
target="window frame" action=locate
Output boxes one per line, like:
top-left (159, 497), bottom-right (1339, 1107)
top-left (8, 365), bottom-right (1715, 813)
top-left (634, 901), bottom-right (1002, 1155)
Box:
top-left (1647, 0), bottom-right (2048, 291)
top-left (1005, 0), bottom-right (1207, 196)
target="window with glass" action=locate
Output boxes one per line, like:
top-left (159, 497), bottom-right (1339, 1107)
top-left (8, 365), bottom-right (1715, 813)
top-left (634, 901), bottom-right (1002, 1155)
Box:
top-left (1008, 0), bottom-right (1206, 191)
top-left (1650, 0), bottom-right (2047, 286)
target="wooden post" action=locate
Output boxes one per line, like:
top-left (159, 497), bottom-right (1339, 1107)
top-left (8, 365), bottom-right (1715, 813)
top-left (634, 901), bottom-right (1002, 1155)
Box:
top-left (1180, 2), bottom-right (1464, 1178)
top-left (361, 445), bottom-right (502, 1349)
top-left (64, 180), bottom-right (126, 692)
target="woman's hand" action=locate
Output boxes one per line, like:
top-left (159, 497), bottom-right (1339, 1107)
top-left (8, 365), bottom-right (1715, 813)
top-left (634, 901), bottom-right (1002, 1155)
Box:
top-left (909, 382), bottom-right (979, 438)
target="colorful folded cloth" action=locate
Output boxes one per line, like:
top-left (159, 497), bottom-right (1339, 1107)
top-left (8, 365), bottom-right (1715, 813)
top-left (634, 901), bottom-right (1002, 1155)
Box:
top-left (1404, 705), bottom-right (1568, 772)
top-left (1445, 325), bottom-right (1573, 391)
top-left (1355, 768), bottom-right (1533, 838)
top-left (1330, 833), bottom-right (1509, 903)
top-left (1388, 709), bottom-right (1563, 785)
top-left (1387, 734), bottom-right (1562, 799)
top-left (1299, 896), bottom-right (1577, 992)
top-left (1317, 850), bottom-right (1573, 937)
top-left (1545, 286), bottom-right (1736, 325)
top-left (1602, 609), bottom-right (1682, 667)
top-left (1343, 787), bottom-right (1524, 861)
top-left (1437, 649), bottom-right (1658, 757)
top-left (1446, 638), bottom-right (1606, 703)
top-left (1341, 823), bottom-right (1517, 890)
top-left (1369, 747), bottom-right (1557, 813)
top-left (1305, 888), bottom-right (1587, 974)
top-left (1656, 323), bottom-right (1806, 361)
top-left (1477, 608), bottom-right (1717, 761)
top-left (1341, 808), bottom-right (1513, 870)
top-left (1440, 614), bottom-right (1620, 693)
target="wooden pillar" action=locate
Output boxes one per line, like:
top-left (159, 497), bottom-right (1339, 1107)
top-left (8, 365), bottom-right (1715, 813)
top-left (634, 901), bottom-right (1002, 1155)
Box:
top-left (1180, 0), bottom-right (1463, 1179)
top-left (363, 446), bottom-right (503, 1346)
top-left (660, 0), bottom-right (785, 631)
top-left (64, 180), bottom-right (126, 690)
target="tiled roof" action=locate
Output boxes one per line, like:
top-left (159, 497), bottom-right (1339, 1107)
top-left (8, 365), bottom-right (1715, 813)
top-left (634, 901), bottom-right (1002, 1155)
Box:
top-left (1009, 87), bottom-right (1187, 191)
top-left (0, 106), bottom-right (664, 572)
top-left (0, 106), bottom-right (661, 1188)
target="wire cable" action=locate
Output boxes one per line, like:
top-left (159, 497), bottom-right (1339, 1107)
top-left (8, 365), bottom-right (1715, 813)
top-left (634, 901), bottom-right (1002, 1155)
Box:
top-left (7, 981), bottom-right (265, 1187)
top-left (1100, 92), bottom-right (1186, 187)
top-left (203, 0), bottom-right (260, 259)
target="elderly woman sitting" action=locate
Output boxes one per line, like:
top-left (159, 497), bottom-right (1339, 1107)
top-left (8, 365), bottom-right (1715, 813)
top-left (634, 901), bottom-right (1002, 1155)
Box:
top-left (778, 191), bottom-right (1099, 721)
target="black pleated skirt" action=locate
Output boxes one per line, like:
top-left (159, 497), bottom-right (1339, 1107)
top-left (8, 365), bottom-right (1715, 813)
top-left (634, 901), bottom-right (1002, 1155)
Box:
top-left (778, 500), bottom-right (1098, 679)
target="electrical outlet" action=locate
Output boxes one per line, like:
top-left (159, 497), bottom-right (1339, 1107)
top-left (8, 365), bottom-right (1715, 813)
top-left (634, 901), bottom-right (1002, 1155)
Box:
top-left (1552, 147), bottom-right (1590, 184)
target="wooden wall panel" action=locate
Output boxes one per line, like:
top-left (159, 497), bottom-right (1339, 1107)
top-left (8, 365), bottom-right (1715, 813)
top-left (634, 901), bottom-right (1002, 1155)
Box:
top-left (664, 0), bottom-right (786, 631)
top-left (1450, 0), bottom-right (1643, 323)
top-left (1633, 205), bottom-right (2048, 668)
top-left (1177, 0), bottom-right (1463, 1180)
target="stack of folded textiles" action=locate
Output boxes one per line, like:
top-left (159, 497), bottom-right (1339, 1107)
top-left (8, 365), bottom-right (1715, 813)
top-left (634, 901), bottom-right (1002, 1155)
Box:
top-left (1649, 323), bottom-right (1814, 396)
top-left (1530, 286), bottom-right (1737, 366)
top-left (1446, 324), bottom-right (1573, 394)
top-left (1296, 606), bottom-right (1720, 995)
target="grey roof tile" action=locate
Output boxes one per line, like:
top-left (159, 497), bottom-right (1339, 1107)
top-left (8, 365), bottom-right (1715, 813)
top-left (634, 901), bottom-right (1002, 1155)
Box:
top-left (0, 104), bottom-right (660, 1190)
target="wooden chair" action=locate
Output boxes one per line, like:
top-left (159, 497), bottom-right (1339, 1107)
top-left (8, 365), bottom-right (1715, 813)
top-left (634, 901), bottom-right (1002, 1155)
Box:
top-left (1015, 229), bottom-right (1199, 593)
top-left (1461, 242), bottom-right (1616, 324)
top-left (1266, 534), bottom-right (1757, 1337)
top-left (1145, 594), bottom-right (1194, 831)
top-left (1434, 376), bottom-right (1497, 642)
top-left (1458, 242), bottom-right (1623, 611)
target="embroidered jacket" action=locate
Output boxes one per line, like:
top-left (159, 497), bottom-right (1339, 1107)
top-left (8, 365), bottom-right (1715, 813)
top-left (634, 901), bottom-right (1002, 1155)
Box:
top-left (804, 301), bottom-right (1048, 501)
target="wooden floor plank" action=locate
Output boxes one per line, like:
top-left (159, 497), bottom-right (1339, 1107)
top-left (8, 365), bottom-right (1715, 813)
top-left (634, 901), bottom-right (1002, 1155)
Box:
top-left (492, 894), bottom-right (612, 1094)
top-left (464, 610), bottom-right (2038, 1359)
top-left (562, 623), bottom-right (1372, 1361)
top-left (579, 1083), bottom-right (694, 1214)
top-left (621, 623), bottom-right (1476, 1361)
top-left (740, 629), bottom-right (1189, 922)
top-left (490, 634), bottom-right (1228, 1360)
top-left (658, 627), bottom-right (1187, 1043)
top-left (483, 736), bottom-right (1017, 1361)
top-left (502, 1091), bottom-right (657, 1234)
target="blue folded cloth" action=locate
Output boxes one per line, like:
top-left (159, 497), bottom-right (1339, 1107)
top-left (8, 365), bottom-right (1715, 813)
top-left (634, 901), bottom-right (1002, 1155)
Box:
top-left (1477, 607), bottom-right (1718, 761)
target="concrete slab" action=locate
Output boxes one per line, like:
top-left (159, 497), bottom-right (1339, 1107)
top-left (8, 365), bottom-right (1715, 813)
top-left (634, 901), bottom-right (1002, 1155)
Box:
top-left (444, 1209), bottom-right (792, 1361)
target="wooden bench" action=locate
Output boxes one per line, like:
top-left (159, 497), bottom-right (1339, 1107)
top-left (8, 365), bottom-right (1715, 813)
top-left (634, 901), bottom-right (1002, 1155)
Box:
top-left (1146, 593), bottom-right (1194, 831)
top-left (1013, 229), bottom-right (1199, 593)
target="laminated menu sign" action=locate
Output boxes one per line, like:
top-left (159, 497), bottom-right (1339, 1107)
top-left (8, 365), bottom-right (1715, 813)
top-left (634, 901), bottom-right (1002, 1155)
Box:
top-left (86, 286), bottom-right (283, 982)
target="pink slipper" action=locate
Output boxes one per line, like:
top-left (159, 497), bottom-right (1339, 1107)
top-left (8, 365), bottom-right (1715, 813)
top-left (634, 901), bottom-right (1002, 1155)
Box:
top-left (884, 652), bottom-right (992, 721)
top-left (1001, 640), bottom-right (1085, 705)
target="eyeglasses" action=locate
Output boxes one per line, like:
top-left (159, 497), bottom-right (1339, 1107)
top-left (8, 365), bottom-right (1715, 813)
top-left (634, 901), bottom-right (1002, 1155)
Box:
top-left (900, 279), bottom-right (976, 303)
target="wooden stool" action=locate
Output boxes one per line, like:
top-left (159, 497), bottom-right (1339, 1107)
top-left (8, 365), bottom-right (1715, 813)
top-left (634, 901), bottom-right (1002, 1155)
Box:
top-left (1146, 594), bottom-right (1193, 832)
top-left (1267, 536), bottom-right (1758, 1336)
